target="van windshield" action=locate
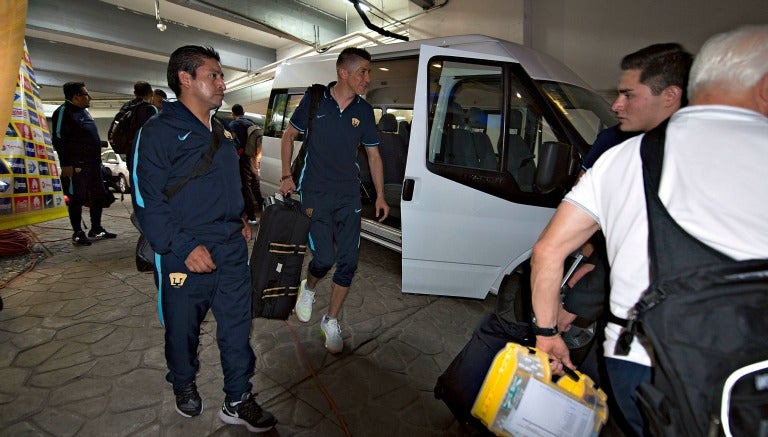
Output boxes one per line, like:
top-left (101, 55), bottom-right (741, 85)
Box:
top-left (537, 81), bottom-right (617, 145)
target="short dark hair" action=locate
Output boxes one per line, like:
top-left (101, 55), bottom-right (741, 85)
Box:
top-left (167, 45), bottom-right (220, 96)
top-left (153, 89), bottom-right (167, 99)
top-left (231, 104), bottom-right (244, 116)
top-left (336, 47), bottom-right (371, 70)
top-left (63, 82), bottom-right (85, 100)
top-left (133, 81), bottom-right (152, 97)
top-left (621, 43), bottom-right (693, 104)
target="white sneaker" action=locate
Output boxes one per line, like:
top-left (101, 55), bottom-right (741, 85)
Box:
top-left (320, 315), bottom-right (343, 354)
top-left (294, 279), bottom-right (315, 322)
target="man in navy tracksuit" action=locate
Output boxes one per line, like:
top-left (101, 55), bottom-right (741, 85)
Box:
top-left (51, 81), bottom-right (117, 245)
top-left (279, 47), bottom-right (389, 354)
top-left (133, 45), bottom-right (275, 432)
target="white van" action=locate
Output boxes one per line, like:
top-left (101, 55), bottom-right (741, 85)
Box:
top-left (260, 35), bottom-right (615, 308)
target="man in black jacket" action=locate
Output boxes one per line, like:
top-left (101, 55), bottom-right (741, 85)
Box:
top-left (117, 81), bottom-right (158, 173)
top-left (51, 81), bottom-right (116, 246)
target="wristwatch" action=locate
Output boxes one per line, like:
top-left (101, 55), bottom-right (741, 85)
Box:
top-left (531, 316), bottom-right (559, 337)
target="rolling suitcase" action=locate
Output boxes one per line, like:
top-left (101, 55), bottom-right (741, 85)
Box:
top-left (250, 194), bottom-right (311, 319)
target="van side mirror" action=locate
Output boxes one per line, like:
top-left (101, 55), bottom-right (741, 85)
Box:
top-left (535, 141), bottom-right (576, 194)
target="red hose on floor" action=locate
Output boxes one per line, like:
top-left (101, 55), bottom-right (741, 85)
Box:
top-left (0, 229), bottom-right (33, 256)
top-left (0, 229), bottom-right (38, 289)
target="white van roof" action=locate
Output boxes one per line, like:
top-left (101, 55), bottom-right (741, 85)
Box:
top-left (273, 34), bottom-right (589, 90)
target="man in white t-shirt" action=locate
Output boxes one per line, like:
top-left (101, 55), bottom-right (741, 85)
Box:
top-left (530, 25), bottom-right (768, 436)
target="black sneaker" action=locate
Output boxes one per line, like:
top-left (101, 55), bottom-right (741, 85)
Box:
top-left (88, 228), bottom-right (117, 239)
top-left (174, 380), bottom-right (203, 417)
top-left (72, 231), bottom-right (92, 246)
top-left (219, 392), bottom-right (277, 432)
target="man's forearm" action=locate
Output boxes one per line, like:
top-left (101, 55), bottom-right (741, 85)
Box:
top-left (280, 136), bottom-right (294, 176)
top-left (368, 153), bottom-right (385, 199)
top-left (531, 248), bottom-right (566, 329)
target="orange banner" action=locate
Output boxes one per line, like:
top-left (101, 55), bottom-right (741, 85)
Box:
top-left (1, 1), bottom-right (28, 137)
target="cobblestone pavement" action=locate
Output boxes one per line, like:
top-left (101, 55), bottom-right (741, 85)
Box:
top-left (0, 197), bottom-right (497, 436)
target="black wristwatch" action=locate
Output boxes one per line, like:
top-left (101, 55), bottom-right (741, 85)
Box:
top-left (532, 316), bottom-right (559, 337)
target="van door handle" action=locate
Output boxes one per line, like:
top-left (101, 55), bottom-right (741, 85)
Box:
top-left (402, 178), bottom-right (414, 201)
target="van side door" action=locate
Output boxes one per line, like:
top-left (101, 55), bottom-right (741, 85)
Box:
top-left (400, 45), bottom-right (579, 299)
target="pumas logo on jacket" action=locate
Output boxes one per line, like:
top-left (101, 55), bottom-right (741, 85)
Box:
top-left (351, 118), bottom-right (360, 127)
top-left (169, 272), bottom-right (187, 288)
top-left (224, 130), bottom-right (234, 141)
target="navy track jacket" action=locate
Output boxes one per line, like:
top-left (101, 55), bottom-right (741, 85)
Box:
top-left (51, 101), bottom-right (102, 166)
top-left (133, 101), bottom-right (244, 261)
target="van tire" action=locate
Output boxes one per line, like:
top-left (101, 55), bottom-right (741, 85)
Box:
top-left (496, 263), bottom-right (532, 324)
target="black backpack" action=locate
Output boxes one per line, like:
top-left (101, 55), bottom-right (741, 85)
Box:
top-left (236, 118), bottom-right (263, 158)
top-left (616, 120), bottom-right (768, 436)
top-left (244, 124), bottom-right (263, 158)
top-left (109, 100), bottom-right (150, 154)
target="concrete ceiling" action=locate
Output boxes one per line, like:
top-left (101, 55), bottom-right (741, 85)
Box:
top-left (25, 0), bottom-right (394, 105)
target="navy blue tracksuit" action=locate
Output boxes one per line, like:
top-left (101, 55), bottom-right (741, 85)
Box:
top-left (289, 83), bottom-right (379, 287)
top-left (133, 101), bottom-right (253, 403)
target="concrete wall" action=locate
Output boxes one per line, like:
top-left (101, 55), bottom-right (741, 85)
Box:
top-left (527, 0), bottom-right (768, 95)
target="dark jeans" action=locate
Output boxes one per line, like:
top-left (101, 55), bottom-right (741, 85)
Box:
top-left (62, 162), bottom-right (104, 232)
top-left (239, 155), bottom-right (263, 220)
top-left (605, 357), bottom-right (652, 437)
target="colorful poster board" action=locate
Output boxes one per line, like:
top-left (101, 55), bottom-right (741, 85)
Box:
top-left (0, 41), bottom-right (68, 230)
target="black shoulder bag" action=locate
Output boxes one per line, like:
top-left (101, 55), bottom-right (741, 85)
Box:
top-left (616, 120), bottom-right (768, 436)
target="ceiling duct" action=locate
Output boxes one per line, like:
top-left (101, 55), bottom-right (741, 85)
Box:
top-left (349, 0), bottom-right (408, 41)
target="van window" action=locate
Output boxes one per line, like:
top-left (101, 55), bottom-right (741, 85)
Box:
top-left (426, 58), bottom-right (565, 194)
top-left (373, 108), bottom-right (413, 130)
top-left (264, 89), bottom-right (304, 138)
top-left (538, 82), bottom-right (617, 145)
top-left (427, 61), bottom-right (503, 172)
top-left (386, 108), bottom-right (413, 124)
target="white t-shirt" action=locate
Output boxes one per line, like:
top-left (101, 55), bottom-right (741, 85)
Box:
top-left (565, 105), bottom-right (768, 366)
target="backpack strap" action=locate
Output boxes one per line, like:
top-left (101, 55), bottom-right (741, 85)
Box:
top-left (306, 83), bottom-right (325, 140)
top-left (290, 84), bottom-right (326, 185)
top-left (639, 119), bottom-right (733, 282)
top-left (296, 84), bottom-right (326, 153)
top-left (164, 118), bottom-right (224, 199)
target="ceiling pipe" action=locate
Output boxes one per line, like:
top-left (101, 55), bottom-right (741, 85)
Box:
top-left (360, 0), bottom-right (450, 37)
top-left (223, 1), bottom-right (449, 91)
top-left (224, 30), bottom-right (385, 90)
top-left (349, 0), bottom-right (408, 41)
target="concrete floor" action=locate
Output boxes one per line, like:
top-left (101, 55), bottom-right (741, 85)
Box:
top-left (0, 196), bottom-right (498, 436)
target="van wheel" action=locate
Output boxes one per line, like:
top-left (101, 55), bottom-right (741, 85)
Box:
top-left (496, 263), bottom-right (532, 324)
top-left (117, 175), bottom-right (128, 193)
